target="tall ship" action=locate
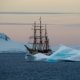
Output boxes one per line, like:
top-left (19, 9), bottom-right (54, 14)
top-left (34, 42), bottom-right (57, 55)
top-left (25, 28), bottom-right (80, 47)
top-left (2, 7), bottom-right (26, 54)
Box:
top-left (25, 17), bottom-right (52, 55)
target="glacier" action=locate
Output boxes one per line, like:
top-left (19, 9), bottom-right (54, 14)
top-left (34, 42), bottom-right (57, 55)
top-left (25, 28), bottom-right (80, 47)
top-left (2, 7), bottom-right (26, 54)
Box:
top-left (0, 33), bottom-right (27, 53)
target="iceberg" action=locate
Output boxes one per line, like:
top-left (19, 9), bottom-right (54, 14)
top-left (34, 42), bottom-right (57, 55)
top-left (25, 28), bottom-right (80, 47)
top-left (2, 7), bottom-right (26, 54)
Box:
top-left (48, 45), bottom-right (80, 62)
top-left (34, 53), bottom-right (49, 61)
top-left (0, 33), bottom-right (27, 53)
top-left (25, 45), bottom-right (80, 62)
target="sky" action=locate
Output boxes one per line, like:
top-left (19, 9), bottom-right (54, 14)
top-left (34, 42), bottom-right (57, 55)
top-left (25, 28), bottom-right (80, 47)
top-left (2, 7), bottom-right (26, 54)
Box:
top-left (0, 0), bottom-right (80, 12)
top-left (0, 0), bottom-right (80, 47)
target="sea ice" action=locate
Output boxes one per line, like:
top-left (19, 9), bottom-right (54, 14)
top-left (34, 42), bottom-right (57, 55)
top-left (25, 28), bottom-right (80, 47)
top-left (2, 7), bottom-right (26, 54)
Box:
top-left (48, 45), bottom-right (80, 62)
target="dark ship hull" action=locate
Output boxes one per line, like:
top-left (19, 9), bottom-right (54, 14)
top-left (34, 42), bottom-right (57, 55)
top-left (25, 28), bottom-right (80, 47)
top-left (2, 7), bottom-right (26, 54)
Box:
top-left (27, 49), bottom-right (52, 55)
top-left (24, 45), bottom-right (52, 55)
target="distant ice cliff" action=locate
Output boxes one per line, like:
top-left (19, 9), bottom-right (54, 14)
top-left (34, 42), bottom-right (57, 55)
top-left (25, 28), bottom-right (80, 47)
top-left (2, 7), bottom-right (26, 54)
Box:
top-left (0, 33), bottom-right (27, 53)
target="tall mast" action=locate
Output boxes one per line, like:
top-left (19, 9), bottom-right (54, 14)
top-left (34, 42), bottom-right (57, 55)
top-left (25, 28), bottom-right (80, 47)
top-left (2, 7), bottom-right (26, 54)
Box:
top-left (27, 17), bottom-right (52, 55)
top-left (39, 17), bottom-right (43, 50)
top-left (45, 24), bottom-right (47, 38)
top-left (33, 21), bottom-right (36, 50)
top-left (45, 24), bottom-right (49, 50)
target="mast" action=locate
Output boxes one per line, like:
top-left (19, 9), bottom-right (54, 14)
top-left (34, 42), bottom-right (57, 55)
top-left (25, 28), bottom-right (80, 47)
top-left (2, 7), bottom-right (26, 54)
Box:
top-left (39, 17), bottom-right (43, 50)
top-left (33, 17), bottom-right (50, 51)
top-left (33, 21), bottom-right (37, 50)
top-left (33, 17), bottom-right (43, 51)
top-left (29, 17), bottom-right (52, 55)
top-left (44, 24), bottom-right (49, 50)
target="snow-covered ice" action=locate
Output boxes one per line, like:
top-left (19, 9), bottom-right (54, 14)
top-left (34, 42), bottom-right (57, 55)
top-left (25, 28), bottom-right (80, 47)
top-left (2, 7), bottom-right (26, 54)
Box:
top-left (25, 45), bottom-right (80, 62)
top-left (48, 45), bottom-right (80, 62)
top-left (0, 33), bottom-right (27, 53)
top-left (29, 45), bottom-right (80, 62)
top-left (34, 53), bottom-right (49, 61)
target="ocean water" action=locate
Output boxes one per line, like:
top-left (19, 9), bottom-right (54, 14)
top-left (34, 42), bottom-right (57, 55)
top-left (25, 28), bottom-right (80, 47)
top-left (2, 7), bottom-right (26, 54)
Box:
top-left (0, 53), bottom-right (80, 80)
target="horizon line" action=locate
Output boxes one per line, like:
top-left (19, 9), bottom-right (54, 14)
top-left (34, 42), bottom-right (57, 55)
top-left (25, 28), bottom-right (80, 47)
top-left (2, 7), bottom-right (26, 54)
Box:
top-left (0, 22), bottom-right (80, 26)
top-left (0, 12), bottom-right (80, 14)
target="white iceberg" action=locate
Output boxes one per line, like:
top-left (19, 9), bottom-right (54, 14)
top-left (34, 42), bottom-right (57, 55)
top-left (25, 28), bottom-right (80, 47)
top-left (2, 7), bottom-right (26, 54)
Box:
top-left (34, 53), bottom-right (49, 61)
top-left (48, 45), bottom-right (80, 62)
top-left (0, 33), bottom-right (27, 53)
top-left (25, 45), bottom-right (80, 62)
